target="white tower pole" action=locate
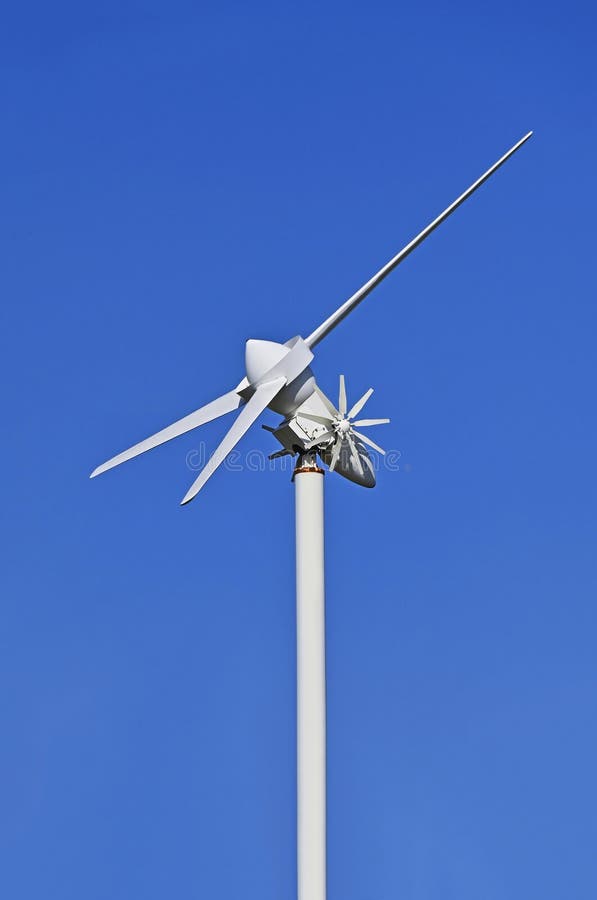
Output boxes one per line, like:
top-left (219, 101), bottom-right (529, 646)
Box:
top-left (294, 452), bottom-right (326, 900)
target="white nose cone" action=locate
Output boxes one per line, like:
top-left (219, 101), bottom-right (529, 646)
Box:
top-left (245, 339), bottom-right (289, 385)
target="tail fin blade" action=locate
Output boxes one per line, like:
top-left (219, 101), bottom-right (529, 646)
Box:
top-left (329, 437), bottom-right (343, 472)
top-left (347, 388), bottom-right (373, 421)
top-left (352, 417), bottom-right (390, 427)
top-left (313, 384), bottom-right (339, 418)
top-left (90, 387), bottom-right (245, 479)
top-left (346, 432), bottom-right (364, 476)
top-left (352, 429), bottom-right (386, 455)
top-left (338, 375), bottom-right (347, 417)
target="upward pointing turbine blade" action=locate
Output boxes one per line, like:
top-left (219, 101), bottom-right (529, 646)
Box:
top-left (338, 375), bottom-right (347, 417)
top-left (180, 377), bottom-right (286, 504)
top-left (304, 131), bottom-right (533, 349)
top-left (90, 388), bottom-right (245, 479)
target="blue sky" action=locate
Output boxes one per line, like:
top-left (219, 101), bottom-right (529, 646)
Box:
top-left (1, 2), bottom-right (596, 897)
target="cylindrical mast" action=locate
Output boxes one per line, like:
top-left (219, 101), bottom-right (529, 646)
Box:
top-left (294, 452), bottom-right (326, 900)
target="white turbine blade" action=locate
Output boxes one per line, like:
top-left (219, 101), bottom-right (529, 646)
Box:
top-left (90, 388), bottom-right (245, 479)
top-left (305, 132), bottom-right (533, 349)
top-left (346, 432), bottom-right (364, 475)
top-left (351, 417), bottom-right (390, 427)
top-left (329, 437), bottom-right (343, 472)
top-left (339, 375), bottom-right (347, 417)
top-left (347, 388), bottom-right (373, 421)
top-left (299, 412), bottom-right (334, 427)
top-left (313, 384), bottom-right (339, 418)
top-left (180, 377), bottom-right (286, 504)
top-left (305, 430), bottom-right (335, 449)
top-left (352, 429), bottom-right (386, 455)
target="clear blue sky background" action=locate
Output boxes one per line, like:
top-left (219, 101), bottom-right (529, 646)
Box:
top-left (1, 2), bottom-right (596, 898)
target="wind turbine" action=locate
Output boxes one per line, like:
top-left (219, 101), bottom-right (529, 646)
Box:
top-left (91, 131), bottom-right (532, 900)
